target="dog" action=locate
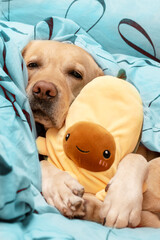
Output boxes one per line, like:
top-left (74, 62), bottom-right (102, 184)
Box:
top-left (23, 40), bottom-right (104, 129)
top-left (23, 40), bottom-right (160, 228)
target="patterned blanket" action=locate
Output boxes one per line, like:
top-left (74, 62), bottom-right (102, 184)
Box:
top-left (0, 15), bottom-right (160, 240)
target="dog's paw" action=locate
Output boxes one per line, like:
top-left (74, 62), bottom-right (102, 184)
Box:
top-left (82, 193), bottom-right (103, 223)
top-left (63, 196), bottom-right (85, 218)
top-left (42, 170), bottom-right (85, 218)
top-left (100, 180), bottom-right (143, 228)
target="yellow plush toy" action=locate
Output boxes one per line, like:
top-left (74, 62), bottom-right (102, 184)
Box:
top-left (37, 76), bottom-right (143, 200)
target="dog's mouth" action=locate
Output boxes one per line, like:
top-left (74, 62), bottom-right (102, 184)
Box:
top-left (28, 91), bottom-right (68, 129)
top-left (33, 109), bottom-right (50, 118)
top-left (27, 93), bottom-right (57, 128)
top-left (33, 109), bottom-right (55, 129)
top-left (31, 104), bottom-right (66, 129)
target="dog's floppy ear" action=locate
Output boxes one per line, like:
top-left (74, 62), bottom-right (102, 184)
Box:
top-left (97, 67), bottom-right (104, 77)
top-left (92, 65), bottom-right (104, 79)
top-left (88, 65), bottom-right (104, 84)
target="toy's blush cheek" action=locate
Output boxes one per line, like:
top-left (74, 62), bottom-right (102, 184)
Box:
top-left (82, 140), bottom-right (115, 172)
top-left (63, 122), bottom-right (116, 172)
top-left (99, 159), bottom-right (108, 168)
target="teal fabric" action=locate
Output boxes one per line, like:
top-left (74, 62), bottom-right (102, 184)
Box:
top-left (114, 54), bottom-right (160, 151)
top-left (0, 19), bottom-right (112, 240)
top-left (1, 1), bottom-right (160, 151)
top-left (1, 0), bottom-right (160, 61)
top-left (0, 9), bottom-right (160, 240)
top-left (2, 15), bottom-right (159, 152)
top-left (0, 29), bottom-right (41, 221)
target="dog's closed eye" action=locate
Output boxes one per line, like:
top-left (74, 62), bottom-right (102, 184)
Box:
top-left (69, 70), bottom-right (83, 80)
top-left (27, 62), bottom-right (39, 69)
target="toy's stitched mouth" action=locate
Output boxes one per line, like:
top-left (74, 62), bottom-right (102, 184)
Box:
top-left (76, 145), bottom-right (90, 153)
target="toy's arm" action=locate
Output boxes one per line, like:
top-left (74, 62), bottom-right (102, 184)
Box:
top-left (36, 136), bottom-right (48, 156)
top-left (96, 189), bottom-right (107, 201)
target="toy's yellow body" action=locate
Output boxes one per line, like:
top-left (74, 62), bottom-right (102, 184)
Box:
top-left (37, 76), bottom-right (143, 200)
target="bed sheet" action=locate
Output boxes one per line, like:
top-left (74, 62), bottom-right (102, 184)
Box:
top-left (1, 0), bottom-right (160, 61)
top-left (1, 1), bottom-right (160, 151)
top-left (0, 14), bottom-right (160, 240)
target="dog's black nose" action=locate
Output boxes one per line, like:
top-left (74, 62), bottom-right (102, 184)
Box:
top-left (32, 81), bottom-right (57, 100)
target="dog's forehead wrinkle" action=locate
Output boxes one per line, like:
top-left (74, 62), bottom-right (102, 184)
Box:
top-left (32, 42), bottom-right (89, 63)
top-left (62, 61), bottom-right (85, 75)
top-left (28, 55), bottom-right (38, 61)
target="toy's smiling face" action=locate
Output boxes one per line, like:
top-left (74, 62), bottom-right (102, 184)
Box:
top-left (63, 121), bottom-right (116, 172)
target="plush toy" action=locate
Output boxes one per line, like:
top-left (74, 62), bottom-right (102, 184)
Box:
top-left (63, 121), bottom-right (116, 172)
top-left (37, 76), bottom-right (143, 200)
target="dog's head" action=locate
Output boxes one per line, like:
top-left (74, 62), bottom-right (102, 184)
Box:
top-left (23, 40), bottom-right (104, 129)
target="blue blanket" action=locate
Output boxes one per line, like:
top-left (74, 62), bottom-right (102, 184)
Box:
top-left (0, 15), bottom-right (160, 240)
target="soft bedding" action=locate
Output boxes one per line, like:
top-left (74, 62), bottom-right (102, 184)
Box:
top-left (1, 0), bottom-right (160, 60)
top-left (0, 1), bottom-right (160, 239)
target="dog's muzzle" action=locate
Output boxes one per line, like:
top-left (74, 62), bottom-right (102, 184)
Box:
top-left (32, 80), bottom-right (58, 100)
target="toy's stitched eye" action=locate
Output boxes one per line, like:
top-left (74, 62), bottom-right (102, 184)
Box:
top-left (27, 62), bottom-right (39, 68)
top-left (65, 133), bottom-right (70, 141)
top-left (103, 150), bottom-right (111, 159)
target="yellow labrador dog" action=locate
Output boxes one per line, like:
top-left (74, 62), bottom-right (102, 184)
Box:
top-left (23, 40), bottom-right (160, 228)
top-left (23, 40), bottom-right (103, 129)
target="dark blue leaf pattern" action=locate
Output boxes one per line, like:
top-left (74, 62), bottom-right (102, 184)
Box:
top-left (44, 17), bottom-right (54, 40)
top-left (0, 158), bottom-right (12, 175)
top-left (118, 18), bottom-right (160, 63)
top-left (65, 0), bottom-right (106, 32)
top-left (0, 22), bottom-right (27, 35)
